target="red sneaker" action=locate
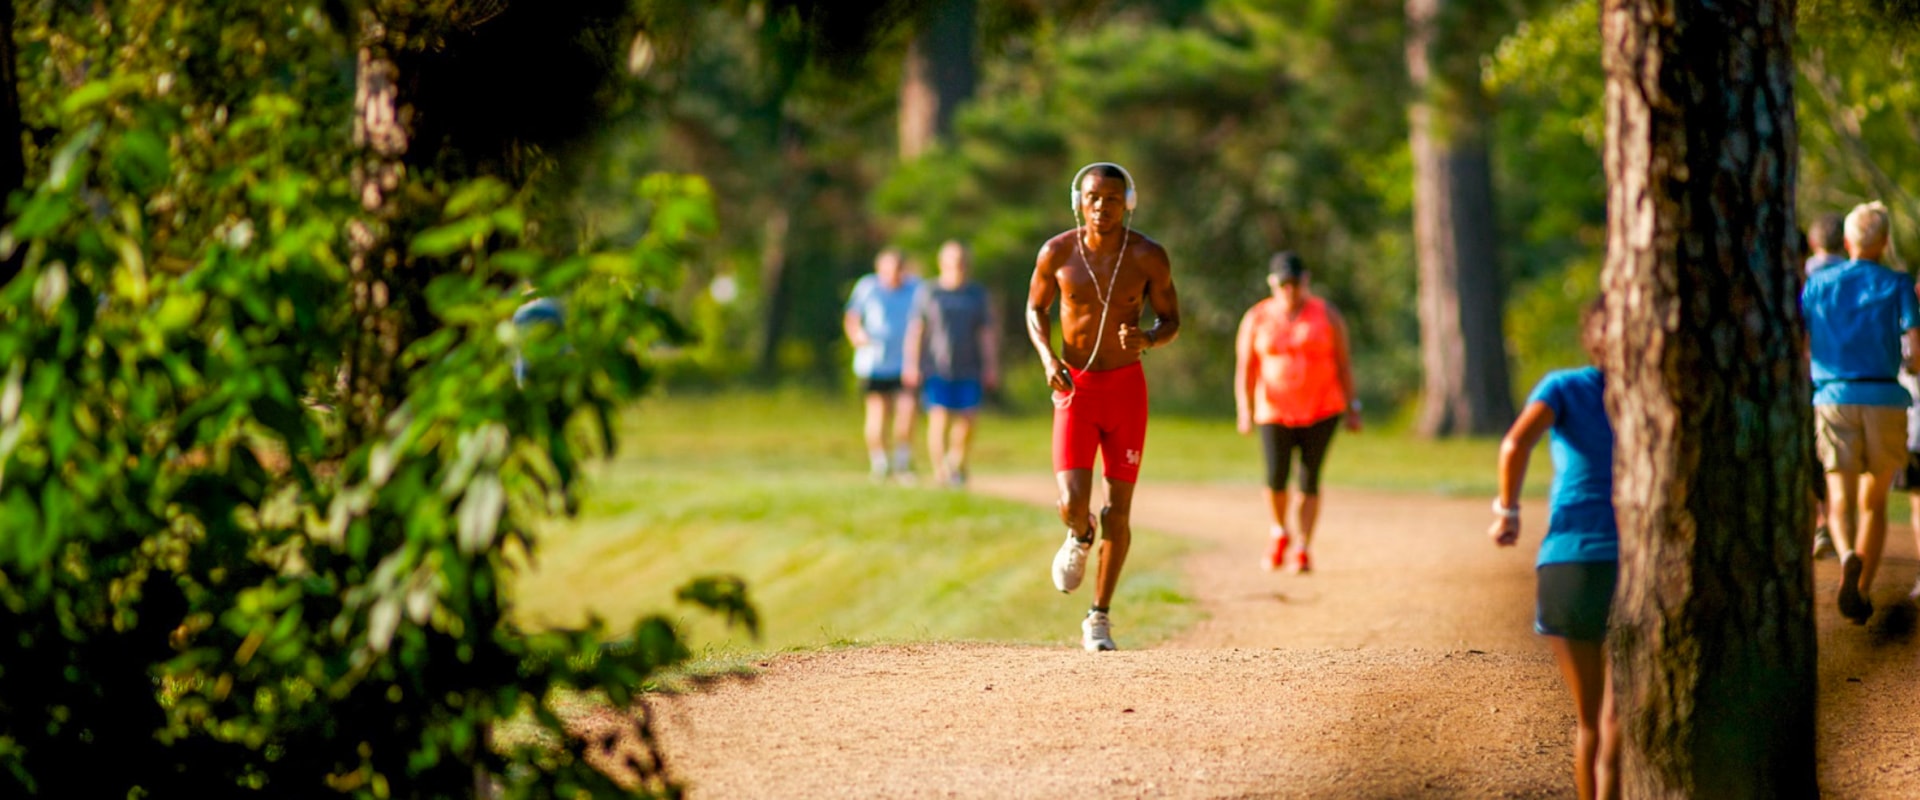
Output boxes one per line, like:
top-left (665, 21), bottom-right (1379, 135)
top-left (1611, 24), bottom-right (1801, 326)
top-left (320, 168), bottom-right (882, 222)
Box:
top-left (1264, 529), bottom-right (1290, 572)
top-left (1291, 550), bottom-right (1313, 575)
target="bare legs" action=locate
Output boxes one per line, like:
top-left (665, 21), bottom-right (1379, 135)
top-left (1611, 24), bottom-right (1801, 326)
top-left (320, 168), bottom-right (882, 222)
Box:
top-left (1261, 488), bottom-right (1321, 560)
top-left (1057, 470), bottom-right (1136, 609)
top-left (863, 390), bottom-right (917, 476)
top-left (1828, 468), bottom-right (1895, 601)
top-left (1911, 489), bottom-right (1920, 597)
top-left (926, 408), bottom-right (978, 485)
top-left (1547, 637), bottom-right (1619, 800)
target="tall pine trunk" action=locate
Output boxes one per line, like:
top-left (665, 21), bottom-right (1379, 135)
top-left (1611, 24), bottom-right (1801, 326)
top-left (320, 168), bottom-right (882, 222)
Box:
top-left (0, 0), bottom-right (23, 287)
top-left (346, 11), bottom-right (423, 440)
top-left (898, 0), bottom-right (977, 160)
top-left (1407, 0), bottom-right (1513, 437)
top-left (1601, 0), bottom-right (1816, 795)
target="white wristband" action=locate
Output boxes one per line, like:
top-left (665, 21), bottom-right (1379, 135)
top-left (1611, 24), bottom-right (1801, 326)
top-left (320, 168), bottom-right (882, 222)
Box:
top-left (1492, 499), bottom-right (1519, 519)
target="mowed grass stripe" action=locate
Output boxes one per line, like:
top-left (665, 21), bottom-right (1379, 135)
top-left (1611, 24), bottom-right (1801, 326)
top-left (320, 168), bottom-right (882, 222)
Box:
top-left (514, 468), bottom-right (1199, 662)
top-left (512, 389), bottom-right (1571, 663)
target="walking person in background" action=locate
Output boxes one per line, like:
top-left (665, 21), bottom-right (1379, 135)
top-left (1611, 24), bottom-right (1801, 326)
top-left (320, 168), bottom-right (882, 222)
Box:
top-left (1807, 212), bottom-right (1845, 559)
top-left (844, 248), bottom-right (922, 482)
top-left (1234, 252), bottom-right (1360, 574)
top-left (1029, 162), bottom-right (1181, 652)
top-left (1806, 212), bottom-right (1848, 275)
top-left (1491, 300), bottom-right (1618, 800)
top-left (1805, 201), bottom-right (1920, 623)
top-left (904, 241), bottom-right (1000, 489)
top-left (1898, 349), bottom-right (1920, 601)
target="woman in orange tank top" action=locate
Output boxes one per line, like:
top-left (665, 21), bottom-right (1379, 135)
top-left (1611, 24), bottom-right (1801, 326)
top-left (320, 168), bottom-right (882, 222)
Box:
top-left (1234, 253), bottom-right (1360, 573)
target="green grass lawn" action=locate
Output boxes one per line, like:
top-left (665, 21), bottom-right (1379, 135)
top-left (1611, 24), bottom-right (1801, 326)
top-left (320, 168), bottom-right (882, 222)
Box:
top-left (511, 388), bottom-right (1551, 665)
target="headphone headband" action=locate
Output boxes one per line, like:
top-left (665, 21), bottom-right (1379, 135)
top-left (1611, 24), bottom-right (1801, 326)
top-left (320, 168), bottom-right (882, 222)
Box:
top-left (1069, 162), bottom-right (1138, 213)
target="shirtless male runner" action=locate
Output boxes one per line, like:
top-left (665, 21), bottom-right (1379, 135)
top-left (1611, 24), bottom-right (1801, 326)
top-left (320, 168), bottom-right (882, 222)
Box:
top-left (1028, 162), bottom-right (1181, 652)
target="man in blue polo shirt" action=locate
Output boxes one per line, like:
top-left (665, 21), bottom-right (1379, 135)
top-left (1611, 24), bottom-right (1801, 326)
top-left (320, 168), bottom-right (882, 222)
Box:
top-left (1804, 201), bottom-right (1920, 624)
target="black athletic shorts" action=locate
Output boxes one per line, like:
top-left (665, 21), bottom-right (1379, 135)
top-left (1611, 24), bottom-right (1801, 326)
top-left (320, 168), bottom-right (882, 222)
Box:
top-left (1811, 442), bottom-right (1828, 502)
top-left (1894, 451), bottom-right (1920, 493)
top-left (1259, 416), bottom-right (1341, 494)
top-left (860, 376), bottom-right (905, 395)
top-left (1535, 562), bottom-right (1618, 642)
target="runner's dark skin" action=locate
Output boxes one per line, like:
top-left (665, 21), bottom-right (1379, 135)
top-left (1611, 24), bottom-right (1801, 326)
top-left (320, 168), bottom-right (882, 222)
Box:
top-left (1026, 171), bottom-right (1181, 609)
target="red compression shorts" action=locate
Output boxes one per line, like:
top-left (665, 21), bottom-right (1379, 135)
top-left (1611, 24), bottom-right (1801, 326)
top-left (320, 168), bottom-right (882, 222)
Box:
top-left (1052, 361), bottom-right (1149, 483)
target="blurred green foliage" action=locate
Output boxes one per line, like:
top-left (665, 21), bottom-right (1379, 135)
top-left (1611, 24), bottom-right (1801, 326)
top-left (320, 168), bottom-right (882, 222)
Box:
top-left (0, 1), bottom-right (753, 797)
top-left (597, 0), bottom-right (1920, 414)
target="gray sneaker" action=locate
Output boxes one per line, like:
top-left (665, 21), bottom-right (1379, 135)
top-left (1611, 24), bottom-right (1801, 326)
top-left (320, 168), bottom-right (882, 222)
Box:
top-left (1081, 611), bottom-right (1116, 652)
top-left (1051, 534), bottom-right (1090, 593)
top-left (1813, 526), bottom-right (1836, 560)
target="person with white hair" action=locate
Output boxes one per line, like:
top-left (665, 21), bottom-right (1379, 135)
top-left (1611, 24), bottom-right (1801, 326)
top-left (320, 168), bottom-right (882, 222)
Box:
top-left (1802, 201), bottom-right (1920, 624)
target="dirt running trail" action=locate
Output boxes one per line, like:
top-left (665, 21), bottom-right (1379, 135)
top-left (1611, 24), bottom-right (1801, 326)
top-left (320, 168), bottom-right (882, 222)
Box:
top-left (647, 477), bottom-right (1920, 798)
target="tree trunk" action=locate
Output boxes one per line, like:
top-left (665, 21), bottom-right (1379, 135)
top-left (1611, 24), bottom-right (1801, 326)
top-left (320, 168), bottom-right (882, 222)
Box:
top-left (754, 204), bottom-right (792, 374)
top-left (898, 0), bottom-right (977, 160)
top-left (1601, 0), bottom-right (1815, 796)
top-left (1407, 0), bottom-right (1513, 437)
top-left (345, 12), bottom-right (416, 439)
top-left (0, 0), bottom-right (24, 287)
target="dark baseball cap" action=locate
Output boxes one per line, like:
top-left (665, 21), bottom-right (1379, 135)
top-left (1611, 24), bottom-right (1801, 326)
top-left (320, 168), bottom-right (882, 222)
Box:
top-left (1268, 252), bottom-right (1307, 282)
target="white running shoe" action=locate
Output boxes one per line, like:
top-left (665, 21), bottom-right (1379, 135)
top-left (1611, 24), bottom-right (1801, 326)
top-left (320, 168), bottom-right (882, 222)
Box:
top-left (1082, 611), bottom-right (1116, 652)
top-left (1051, 534), bottom-right (1090, 593)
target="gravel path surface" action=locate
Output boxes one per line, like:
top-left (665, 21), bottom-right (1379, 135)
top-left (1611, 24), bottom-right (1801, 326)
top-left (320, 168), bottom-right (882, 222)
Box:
top-left (646, 476), bottom-right (1920, 798)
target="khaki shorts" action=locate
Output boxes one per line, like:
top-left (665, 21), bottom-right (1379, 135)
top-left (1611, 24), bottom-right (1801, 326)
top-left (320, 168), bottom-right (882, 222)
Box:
top-left (1815, 404), bottom-right (1909, 476)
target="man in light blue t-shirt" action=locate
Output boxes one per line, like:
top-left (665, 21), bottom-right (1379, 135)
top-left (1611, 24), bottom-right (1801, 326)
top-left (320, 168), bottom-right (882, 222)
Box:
top-left (844, 249), bottom-right (922, 481)
top-left (1803, 201), bottom-right (1920, 624)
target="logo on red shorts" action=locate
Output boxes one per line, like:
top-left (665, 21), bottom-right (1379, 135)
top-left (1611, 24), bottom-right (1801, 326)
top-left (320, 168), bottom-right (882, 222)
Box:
top-left (1126, 449), bottom-right (1141, 466)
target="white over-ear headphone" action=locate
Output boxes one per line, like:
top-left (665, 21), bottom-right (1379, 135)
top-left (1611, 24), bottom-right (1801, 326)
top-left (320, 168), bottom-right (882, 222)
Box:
top-left (1069, 162), bottom-right (1137, 213)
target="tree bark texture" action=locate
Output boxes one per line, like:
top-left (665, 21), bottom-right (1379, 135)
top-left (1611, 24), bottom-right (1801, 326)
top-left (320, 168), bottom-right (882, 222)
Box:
top-left (1407, 0), bottom-right (1514, 437)
top-left (1601, 1), bottom-right (1815, 796)
top-left (898, 0), bottom-right (977, 160)
top-left (754, 203), bottom-right (792, 374)
top-left (346, 11), bottom-right (423, 439)
top-left (0, 0), bottom-right (25, 287)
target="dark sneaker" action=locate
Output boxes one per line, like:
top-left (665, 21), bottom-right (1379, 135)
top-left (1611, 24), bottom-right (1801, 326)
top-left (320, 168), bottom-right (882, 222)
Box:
top-left (1839, 553), bottom-right (1872, 624)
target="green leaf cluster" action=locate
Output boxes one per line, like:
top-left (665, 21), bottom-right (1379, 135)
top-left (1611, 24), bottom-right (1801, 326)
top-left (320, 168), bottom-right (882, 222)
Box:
top-left (0, 2), bottom-right (744, 797)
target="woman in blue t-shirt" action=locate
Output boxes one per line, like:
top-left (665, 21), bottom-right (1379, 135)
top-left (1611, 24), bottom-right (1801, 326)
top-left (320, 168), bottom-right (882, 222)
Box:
top-left (1491, 300), bottom-right (1618, 800)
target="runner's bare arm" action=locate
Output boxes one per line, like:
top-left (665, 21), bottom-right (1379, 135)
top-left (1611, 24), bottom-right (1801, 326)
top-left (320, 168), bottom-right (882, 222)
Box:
top-left (1905, 328), bottom-right (1920, 373)
top-left (1027, 243), bottom-right (1071, 392)
top-left (1328, 305), bottom-right (1361, 432)
top-left (1491, 401), bottom-right (1555, 547)
top-left (1234, 309), bottom-right (1258, 435)
top-left (843, 309), bottom-right (867, 348)
top-left (903, 316), bottom-right (925, 387)
top-left (982, 293), bottom-right (1002, 391)
top-left (1119, 243), bottom-right (1179, 352)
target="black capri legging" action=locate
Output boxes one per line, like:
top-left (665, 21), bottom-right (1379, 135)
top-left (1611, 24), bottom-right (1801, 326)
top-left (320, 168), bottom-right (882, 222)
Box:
top-left (1260, 416), bottom-right (1342, 494)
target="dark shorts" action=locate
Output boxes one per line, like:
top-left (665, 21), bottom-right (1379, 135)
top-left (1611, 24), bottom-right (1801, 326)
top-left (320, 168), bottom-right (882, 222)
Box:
top-left (1810, 442), bottom-right (1827, 502)
top-left (860, 376), bottom-right (905, 396)
top-left (1258, 416), bottom-right (1341, 494)
top-left (1535, 562), bottom-right (1618, 642)
top-left (1896, 451), bottom-right (1920, 492)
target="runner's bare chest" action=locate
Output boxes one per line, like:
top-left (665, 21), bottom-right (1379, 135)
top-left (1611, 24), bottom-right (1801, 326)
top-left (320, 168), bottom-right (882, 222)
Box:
top-left (1055, 245), bottom-right (1149, 321)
